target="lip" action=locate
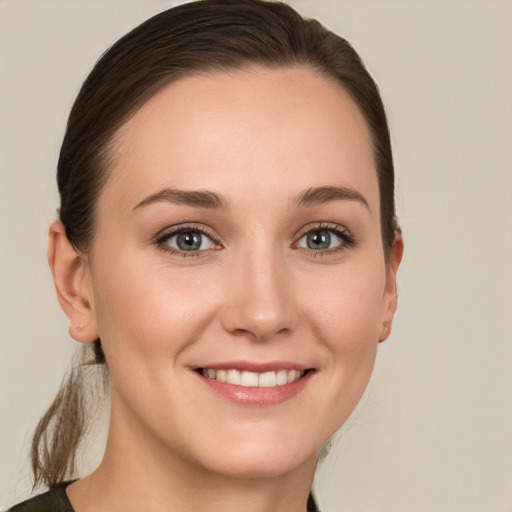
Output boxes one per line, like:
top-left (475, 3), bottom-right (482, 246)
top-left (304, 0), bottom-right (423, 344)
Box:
top-left (199, 360), bottom-right (310, 372)
top-left (193, 361), bottom-right (314, 406)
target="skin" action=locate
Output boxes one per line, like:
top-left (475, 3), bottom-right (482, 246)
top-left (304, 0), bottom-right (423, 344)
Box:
top-left (49, 66), bottom-right (403, 512)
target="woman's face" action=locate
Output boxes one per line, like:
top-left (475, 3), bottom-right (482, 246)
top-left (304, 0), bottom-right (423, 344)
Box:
top-left (82, 67), bottom-right (400, 478)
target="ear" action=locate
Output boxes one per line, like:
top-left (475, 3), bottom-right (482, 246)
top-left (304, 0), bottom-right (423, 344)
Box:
top-left (378, 232), bottom-right (404, 343)
top-left (48, 220), bottom-right (98, 343)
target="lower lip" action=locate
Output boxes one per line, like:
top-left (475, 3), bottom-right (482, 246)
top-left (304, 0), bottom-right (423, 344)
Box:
top-left (197, 371), bottom-right (313, 406)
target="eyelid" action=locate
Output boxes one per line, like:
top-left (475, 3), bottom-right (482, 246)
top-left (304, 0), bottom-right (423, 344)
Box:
top-left (294, 222), bottom-right (352, 239)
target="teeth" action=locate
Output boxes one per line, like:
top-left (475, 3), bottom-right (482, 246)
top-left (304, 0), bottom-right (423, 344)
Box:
top-left (241, 371), bottom-right (259, 387)
top-left (226, 369), bottom-right (241, 385)
top-left (201, 368), bottom-right (306, 387)
top-left (259, 371), bottom-right (277, 387)
top-left (276, 369), bottom-right (288, 385)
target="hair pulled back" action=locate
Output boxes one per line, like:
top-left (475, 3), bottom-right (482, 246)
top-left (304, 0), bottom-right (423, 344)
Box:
top-left (32, 0), bottom-right (399, 489)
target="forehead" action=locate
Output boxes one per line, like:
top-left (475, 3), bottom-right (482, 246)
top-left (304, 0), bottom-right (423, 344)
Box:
top-left (103, 66), bottom-right (378, 213)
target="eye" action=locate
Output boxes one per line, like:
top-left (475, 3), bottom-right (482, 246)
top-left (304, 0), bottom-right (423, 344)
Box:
top-left (159, 228), bottom-right (217, 254)
top-left (296, 226), bottom-right (354, 253)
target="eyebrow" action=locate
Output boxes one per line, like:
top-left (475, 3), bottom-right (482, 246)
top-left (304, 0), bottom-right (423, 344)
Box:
top-left (132, 184), bottom-right (369, 213)
top-left (294, 185), bottom-right (369, 210)
top-left (132, 188), bottom-right (227, 211)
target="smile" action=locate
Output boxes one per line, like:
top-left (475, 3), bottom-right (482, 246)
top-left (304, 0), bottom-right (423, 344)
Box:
top-left (200, 368), bottom-right (306, 387)
top-left (196, 363), bottom-right (313, 405)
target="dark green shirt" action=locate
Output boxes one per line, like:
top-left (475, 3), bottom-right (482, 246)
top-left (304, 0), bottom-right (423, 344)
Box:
top-left (8, 481), bottom-right (320, 511)
top-left (8, 482), bottom-right (73, 512)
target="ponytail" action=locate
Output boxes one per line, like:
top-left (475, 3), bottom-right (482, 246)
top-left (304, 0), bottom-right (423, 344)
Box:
top-left (30, 346), bottom-right (107, 489)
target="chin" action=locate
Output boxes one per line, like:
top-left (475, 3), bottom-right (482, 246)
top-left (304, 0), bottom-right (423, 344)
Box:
top-left (204, 452), bottom-right (316, 480)
top-left (190, 428), bottom-right (322, 479)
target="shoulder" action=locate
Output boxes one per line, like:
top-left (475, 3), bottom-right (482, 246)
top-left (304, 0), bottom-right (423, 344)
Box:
top-left (7, 482), bottom-right (74, 512)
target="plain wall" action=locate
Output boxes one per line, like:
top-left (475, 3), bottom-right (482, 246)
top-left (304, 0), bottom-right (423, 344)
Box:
top-left (1, 1), bottom-right (511, 510)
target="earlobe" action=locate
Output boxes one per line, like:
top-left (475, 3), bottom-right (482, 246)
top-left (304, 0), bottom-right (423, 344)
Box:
top-left (48, 220), bottom-right (98, 343)
top-left (378, 232), bottom-right (404, 343)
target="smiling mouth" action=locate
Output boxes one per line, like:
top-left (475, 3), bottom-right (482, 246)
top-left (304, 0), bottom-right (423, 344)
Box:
top-left (198, 368), bottom-right (308, 388)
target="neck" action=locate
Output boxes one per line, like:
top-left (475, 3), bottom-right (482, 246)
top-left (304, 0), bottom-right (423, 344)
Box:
top-left (67, 396), bottom-right (318, 512)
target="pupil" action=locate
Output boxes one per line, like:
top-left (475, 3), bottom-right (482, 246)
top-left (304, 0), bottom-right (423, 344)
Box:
top-left (178, 232), bottom-right (201, 251)
top-left (307, 231), bottom-right (330, 250)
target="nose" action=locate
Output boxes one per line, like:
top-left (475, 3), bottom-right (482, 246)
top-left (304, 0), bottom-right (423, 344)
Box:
top-left (220, 246), bottom-right (299, 342)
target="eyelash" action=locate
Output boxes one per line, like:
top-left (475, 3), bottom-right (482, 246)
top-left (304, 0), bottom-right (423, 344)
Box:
top-left (154, 224), bottom-right (220, 258)
top-left (154, 222), bottom-right (356, 258)
top-left (294, 222), bottom-right (356, 257)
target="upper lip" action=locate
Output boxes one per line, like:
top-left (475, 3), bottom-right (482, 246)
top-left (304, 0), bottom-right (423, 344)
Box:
top-left (195, 361), bottom-right (311, 372)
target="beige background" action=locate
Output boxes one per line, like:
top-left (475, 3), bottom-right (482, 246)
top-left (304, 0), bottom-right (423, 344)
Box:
top-left (1, 0), bottom-right (511, 510)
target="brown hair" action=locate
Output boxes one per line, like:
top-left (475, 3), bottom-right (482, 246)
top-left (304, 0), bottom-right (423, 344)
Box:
top-left (32, 0), bottom-right (400, 489)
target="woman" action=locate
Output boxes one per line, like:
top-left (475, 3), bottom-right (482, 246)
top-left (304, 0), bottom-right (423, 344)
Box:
top-left (9, 0), bottom-right (402, 510)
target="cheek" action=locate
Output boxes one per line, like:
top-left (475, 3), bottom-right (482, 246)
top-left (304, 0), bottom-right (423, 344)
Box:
top-left (300, 257), bottom-right (386, 380)
top-left (91, 253), bottom-right (219, 377)
top-left (306, 260), bottom-right (385, 335)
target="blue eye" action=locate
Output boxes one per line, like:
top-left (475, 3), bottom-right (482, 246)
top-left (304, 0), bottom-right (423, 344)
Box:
top-left (297, 228), bottom-right (349, 251)
top-left (164, 230), bottom-right (214, 252)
